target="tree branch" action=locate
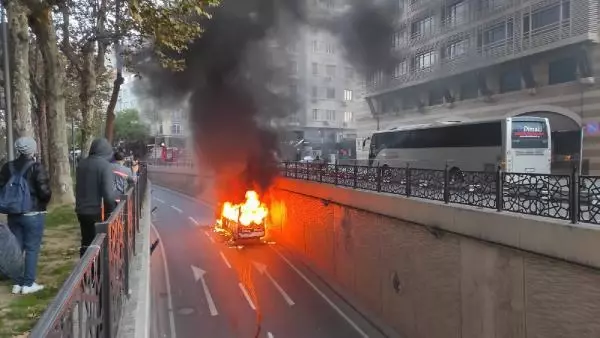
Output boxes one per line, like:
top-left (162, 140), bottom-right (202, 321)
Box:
top-left (59, 4), bottom-right (82, 74)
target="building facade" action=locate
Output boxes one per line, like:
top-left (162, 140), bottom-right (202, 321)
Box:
top-left (360, 0), bottom-right (600, 173)
top-left (276, 0), bottom-right (368, 160)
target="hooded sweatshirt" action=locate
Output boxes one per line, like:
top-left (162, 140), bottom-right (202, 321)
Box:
top-left (75, 138), bottom-right (117, 215)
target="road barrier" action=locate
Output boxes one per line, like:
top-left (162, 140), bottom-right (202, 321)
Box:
top-left (279, 162), bottom-right (600, 225)
top-left (30, 164), bottom-right (148, 337)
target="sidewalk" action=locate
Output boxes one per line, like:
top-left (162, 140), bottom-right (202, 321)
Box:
top-left (116, 182), bottom-right (152, 338)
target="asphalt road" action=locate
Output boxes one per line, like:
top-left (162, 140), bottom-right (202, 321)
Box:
top-left (149, 185), bottom-right (386, 338)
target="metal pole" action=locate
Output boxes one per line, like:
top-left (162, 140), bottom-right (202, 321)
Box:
top-left (2, 7), bottom-right (13, 160)
top-left (71, 118), bottom-right (75, 174)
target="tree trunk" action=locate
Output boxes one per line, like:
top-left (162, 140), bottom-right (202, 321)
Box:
top-left (31, 8), bottom-right (74, 205)
top-left (80, 44), bottom-right (96, 157)
top-left (104, 71), bottom-right (124, 144)
top-left (7, 1), bottom-right (33, 138)
top-left (37, 99), bottom-right (49, 168)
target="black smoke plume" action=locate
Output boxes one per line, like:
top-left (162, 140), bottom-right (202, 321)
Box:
top-left (134, 0), bottom-right (396, 202)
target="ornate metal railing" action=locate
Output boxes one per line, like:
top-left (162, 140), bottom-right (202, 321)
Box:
top-left (30, 164), bottom-right (148, 337)
top-left (279, 162), bottom-right (600, 225)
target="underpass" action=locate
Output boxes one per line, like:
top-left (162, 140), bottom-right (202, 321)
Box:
top-left (148, 164), bottom-right (600, 338)
top-left (149, 185), bottom-right (388, 338)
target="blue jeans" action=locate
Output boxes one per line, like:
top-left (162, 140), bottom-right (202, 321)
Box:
top-left (8, 214), bottom-right (45, 287)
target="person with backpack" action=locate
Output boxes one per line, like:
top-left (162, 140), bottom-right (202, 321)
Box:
top-left (0, 137), bottom-right (52, 295)
top-left (75, 138), bottom-right (117, 257)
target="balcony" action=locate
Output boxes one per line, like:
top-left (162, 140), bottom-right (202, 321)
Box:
top-left (368, 0), bottom-right (599, 96)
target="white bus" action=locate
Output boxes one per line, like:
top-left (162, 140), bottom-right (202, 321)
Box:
top-left (368, 117), bottom-right (551, 178)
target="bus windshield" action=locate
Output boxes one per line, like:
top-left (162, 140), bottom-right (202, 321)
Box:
top-left (511, 121), bottom-right (549, 149)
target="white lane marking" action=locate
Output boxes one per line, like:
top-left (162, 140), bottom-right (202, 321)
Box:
top-left (153, 185), bottom-right (214, 209)
top-left (268, 333), bottom-right (274, 338)
top-left (188, 216), bottom-right (200, 226)
top-left (171, 205), bottom-right (183, 213)
top-left (219, 251), bottom-right (232, 269)
top-left (153, 197), bottom-right (165, 203)
top-left (151, 224), bottom-right (177, 338)
top-left (191, 266), bottom-right (218, 316)
top-left (238, 283), bottom-right (256, 310)
top-left (253, 262), bottom-right (294, 306)
top-left (272, 248), bottom-right (369, 338)
top-left (204, 231), bottom-right (215, 243)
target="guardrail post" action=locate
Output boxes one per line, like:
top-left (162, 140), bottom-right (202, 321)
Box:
top-left (496, 166), bottom-right (503, 212)
top-left (306, 162), bottom-right (309, 180)
top-left (334, 164), bottom-right (338, 185)
top-left (122, 195), bottom-right (131, 295)
top-left (353, 164), bottom-right (358, 188)
top-left (570, 165), bottom-right (579, 224)
top-left (405, 163), bottom-right (411, 197)
top-left (294, 162), bottom-right (298, 179)
top-left (95, 221), bottom-right (112, 338)
top-left (376, 166), bottom-right (382, 192)
top-left (443, 164), bottom-right (450, 204)
top-left (319, 163), bottom-right (323, 182)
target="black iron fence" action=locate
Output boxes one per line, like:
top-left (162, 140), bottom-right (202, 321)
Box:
top-left (30, 163), bottom-right (148, 337)
top-left (279, 162), bottom-right (600, 225)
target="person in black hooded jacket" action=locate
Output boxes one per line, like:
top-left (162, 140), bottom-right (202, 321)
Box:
top-left (0, 137), bottom-right (52, 295)
top-left (75, 138), bottom-right (117, 257)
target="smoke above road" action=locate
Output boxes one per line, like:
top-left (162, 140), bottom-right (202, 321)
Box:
top-left (134, 0), bottom-right (396, 202)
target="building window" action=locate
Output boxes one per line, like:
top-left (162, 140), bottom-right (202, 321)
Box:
top-left (312, 62), bottom-right (319, 75)
top-left (446, 1), bottom-right (468, 27)
top-left (411, 16), bottom-right (434, 39)
top-left (499, 69), bottom-right (522, 93)
top-left (325, 43), bottom-right (335, 54)
top-left (326, 65), bottom-right (336, 76)
top-left (159, 124), bottom-right (163, 134)
top-left (344, 111), bottom-right (354, 122)
top-left (289, 84), bottom-right (298, 96)
top-left (171, 123), bottom-right (182, 135)
top-left (345, 67), bottom-right (354, 79)
top-left (443, 39), bottom-right (468, 60)
top-left (392, 30), bottom-right (406, 49)
top-left (415, 50), bottom-right (436, 71)
top-left (428, 88), bottom-right (444, 106)
top-left (393, 60), bottom-right (408, 78)
top-left (312, 109), bottom-right (319, 120)
top-left (327, 88), bottom-right (336, 99)
top-left (548, 57), bottom-right (577, 85)
top-left (311, 86), bottom-right (318, 98)
top-left (482, 20), bottom-right (513, 47)
top-left (312, 40), bottom-right (319, 53)
top-left (343, 89), bottom-right (353, 101)
top-left (459, 79), bottom-right (479, 100)
top-left (523, 1), bottom-right (570, 36)
top-left (326, 110), bottom-right (336, 121)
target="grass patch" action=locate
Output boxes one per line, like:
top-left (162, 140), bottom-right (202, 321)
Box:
top-left (0, 206), bottom-right (79, 338)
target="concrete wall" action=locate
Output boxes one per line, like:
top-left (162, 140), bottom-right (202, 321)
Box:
top-left (147, 165), bottom-right (216, 204)
top-left (270, 179), bottom-right (600, 338)
top-left (148, 166), bottom-right (600, 338)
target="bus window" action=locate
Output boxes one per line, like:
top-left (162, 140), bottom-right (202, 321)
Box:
top-left (511, 121), bottom-right (549, 149)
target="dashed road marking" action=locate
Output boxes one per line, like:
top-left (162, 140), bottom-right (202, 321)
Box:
top-left (188, 216), bottom-right (199, 226)
top-left (219, 251), bottom-right (232, 269)
top-left (238, 283), bottom-right (256, 310)
top-left (171, 206), bottom-right (183, 213)
top-left (153, 197), bottom-right (165, 203)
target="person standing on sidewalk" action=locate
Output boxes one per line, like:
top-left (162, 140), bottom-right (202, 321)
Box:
top-left (111, 151), bottom-right (135, 199)
top-left (75, 138), bottom-right (117, 257)
top-left (0, 137), bottom-right (52, 295)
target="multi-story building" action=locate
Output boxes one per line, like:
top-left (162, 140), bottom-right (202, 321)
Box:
top-left (275, 0), bottom-right (367, 160)
top-left (360, 0), bottom-right (600, 173)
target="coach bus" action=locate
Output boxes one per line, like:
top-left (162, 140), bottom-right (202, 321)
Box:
top-left (368, 116), bottom-right (551, 179)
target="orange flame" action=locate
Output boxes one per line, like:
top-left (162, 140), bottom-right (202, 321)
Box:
top-left (220, 191), bottom-right (268, 226)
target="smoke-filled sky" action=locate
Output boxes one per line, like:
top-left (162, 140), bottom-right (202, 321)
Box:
top-left (134, 0), bottom-right (396, 202)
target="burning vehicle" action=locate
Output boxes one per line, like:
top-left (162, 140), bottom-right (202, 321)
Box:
top-left (215, 190), bottom-right (268, 244)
